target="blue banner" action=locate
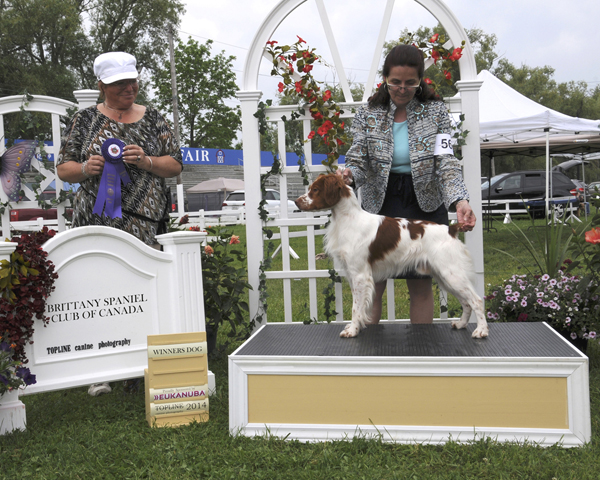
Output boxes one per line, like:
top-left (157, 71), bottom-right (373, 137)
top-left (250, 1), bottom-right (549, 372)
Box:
top-left (181, 147), bottom-right (345, 167)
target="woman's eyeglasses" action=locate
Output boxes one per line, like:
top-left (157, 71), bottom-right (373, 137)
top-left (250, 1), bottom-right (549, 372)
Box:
top-left (386, 83), bottom-right (420, 92)
top-left (109, 79), bottom-right (139, 89)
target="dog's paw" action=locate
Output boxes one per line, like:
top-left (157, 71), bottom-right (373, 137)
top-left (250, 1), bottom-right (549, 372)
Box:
top-left (451, 320), bottom-right (468, 330)
top-left (472, 325), bottom-right (489, 338)
top-left (340, 324), bottom-right (359, 338)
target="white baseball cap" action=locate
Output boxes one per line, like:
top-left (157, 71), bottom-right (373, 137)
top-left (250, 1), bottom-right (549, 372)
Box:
top-left (94, 52), bottom-right (138, 84)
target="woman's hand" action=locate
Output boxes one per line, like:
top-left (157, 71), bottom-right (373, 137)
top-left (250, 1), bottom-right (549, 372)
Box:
top-left (336, 167), bottom-right (353, 186)
top-left (84, 154), bottom-right (105, 176)
top-left (123, 144), bottom-right (152, 171)
top-left (456, 200), bottom-right (476, 232)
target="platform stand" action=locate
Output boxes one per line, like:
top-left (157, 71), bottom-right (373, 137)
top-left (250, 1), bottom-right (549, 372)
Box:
top-left (229, 322), bottom-right (590, 447)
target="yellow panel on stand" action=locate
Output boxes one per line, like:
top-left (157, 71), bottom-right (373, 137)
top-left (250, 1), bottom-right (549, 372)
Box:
top-left (145, 332), bottom-right (209, 428)
top-left (247, 375), bottom-right (568, 429)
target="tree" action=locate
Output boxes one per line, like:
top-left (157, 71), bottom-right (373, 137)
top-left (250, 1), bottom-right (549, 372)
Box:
top-left (85, 0), bottom-right (185, 87)
top-left (152, 38), bottom-right (241, 149)
top-left (0, 0), bottom-right (184, 101)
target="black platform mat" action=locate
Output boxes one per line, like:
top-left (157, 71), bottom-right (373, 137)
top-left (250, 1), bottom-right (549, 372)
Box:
top-left (235, 323), bottom-right (583, 358)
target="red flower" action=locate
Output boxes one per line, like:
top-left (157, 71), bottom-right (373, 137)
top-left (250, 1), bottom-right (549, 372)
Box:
top-left (178, 214), bottom-right (189, 225)
top-left (312, 111), bottom-right (323, 120)
top-left (307, 131), bottom-right (316, 139)
top-left (336, 138), bottom-right (344, 146)
top-left (424, 78), bottom-right (433, 84)
top-left (302, 51), bottom-right (311, 59)
top-left (430, 33), bottom-right (439, 43)
top-left (323, 89), bottom-right (332, 101)
top-left (449, 47), bottom-right (463, 61)
top-left (288, 63), bottom-right (294, 73)
top-left (295, 81), bottom-right (303, 93)
top-left (297, 35), bottom-right (306, 43)
top-left (585, 227), bottom-right (600, 244)
top-left (517, 313), bottom-right (528, 322)
top-left (317, 120), bottom-right (334, 136)
top-left (376, 82), bottom-right (382, 89)
top-left (189, 226), bottom-right (200, 232)
top-left (444, 70), bottom-right (452, 80)
top-left (302, 64), bottom-right (313, 73)
top-left (340, 121), bottom-right (345, 129)
top-left (431, 49), bottom-right (440, 64)
top-left (291, 53), bottom-right (297, 61)
top-left (278, 82), bottom-right (285, 93)
top-left (266, 40), bottom-right (277, 46)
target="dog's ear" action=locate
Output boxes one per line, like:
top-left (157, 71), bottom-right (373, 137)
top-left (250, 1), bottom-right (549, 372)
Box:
top-left (323, 174), bottom-right (342, 206)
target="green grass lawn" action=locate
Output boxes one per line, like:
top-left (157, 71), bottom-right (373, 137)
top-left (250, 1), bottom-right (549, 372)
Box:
top-left (2, 215), bottom-right (599, 479)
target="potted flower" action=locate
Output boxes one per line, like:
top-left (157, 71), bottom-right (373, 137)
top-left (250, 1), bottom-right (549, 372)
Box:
top-left (201, 226), bottom-right (252, 356)
top-left (0, 227), bottom-right (57, 364)
top-left (1, 332), bottom-right (36, 434)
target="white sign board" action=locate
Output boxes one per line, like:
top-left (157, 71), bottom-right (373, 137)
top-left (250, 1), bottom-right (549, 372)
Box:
top-left (22, 226), bottom-right (212, 394)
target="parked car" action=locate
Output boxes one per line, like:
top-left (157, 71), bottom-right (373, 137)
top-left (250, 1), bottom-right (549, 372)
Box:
top-left (222, 189), bottom-right (297, 214)
top-left (481, 170), bottom-right (579, 217)
top-left (589, 181), bottom-right (600, 200)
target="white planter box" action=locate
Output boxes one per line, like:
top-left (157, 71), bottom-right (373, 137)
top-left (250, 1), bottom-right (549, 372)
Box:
top-left (0, 390), bottom-right (26, 435)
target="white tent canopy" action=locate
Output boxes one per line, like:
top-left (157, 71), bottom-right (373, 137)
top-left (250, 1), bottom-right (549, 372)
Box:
top-left (454, 70), bottom-right (600, 213)
top-left (465, 70), bottom-right (600, 145)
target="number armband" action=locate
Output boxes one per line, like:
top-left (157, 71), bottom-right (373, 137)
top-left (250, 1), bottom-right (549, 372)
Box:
top-left (433, 133), bottom-right (454, 155)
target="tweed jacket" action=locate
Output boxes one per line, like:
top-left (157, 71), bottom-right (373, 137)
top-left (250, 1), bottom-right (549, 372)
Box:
top-left (345, 98), bottom-right (470, 214)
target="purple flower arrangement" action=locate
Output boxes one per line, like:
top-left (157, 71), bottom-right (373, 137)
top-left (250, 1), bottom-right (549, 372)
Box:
top-left (486, 273), bottom-right (600, 341)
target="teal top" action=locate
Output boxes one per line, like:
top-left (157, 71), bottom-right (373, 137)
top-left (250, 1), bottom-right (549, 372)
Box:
top-left (391, 120), bottom-right (410, 174)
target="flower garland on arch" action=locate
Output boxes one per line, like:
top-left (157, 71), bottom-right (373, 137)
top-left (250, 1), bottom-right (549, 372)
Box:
top-left (265, 36), bottom-right (349, 172)
top-left (398, 32), bottom-right (466, 93)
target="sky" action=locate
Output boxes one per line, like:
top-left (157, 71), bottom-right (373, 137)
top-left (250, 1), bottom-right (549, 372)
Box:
top-left (177, 0), bottom-right (599, 110)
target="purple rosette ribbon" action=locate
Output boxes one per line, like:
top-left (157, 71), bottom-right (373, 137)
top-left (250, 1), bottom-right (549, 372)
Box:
top-left (93, 138), bottom-right (132, 218)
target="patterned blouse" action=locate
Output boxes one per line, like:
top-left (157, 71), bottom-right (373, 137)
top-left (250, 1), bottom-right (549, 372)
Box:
top-left (58, 106), bottom-right (182, 245)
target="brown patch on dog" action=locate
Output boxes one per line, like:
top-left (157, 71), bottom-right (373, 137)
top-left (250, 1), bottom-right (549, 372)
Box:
top-left (369, 217), bottom-right (401, 265)
top-left (407, 221), bottom-right (426, 240)
top-left (448, 223), bottom-right (462, 238)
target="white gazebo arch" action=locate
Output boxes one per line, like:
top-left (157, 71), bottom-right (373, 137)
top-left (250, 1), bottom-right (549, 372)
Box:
top-left (237, 0), bottom-right (484, 325)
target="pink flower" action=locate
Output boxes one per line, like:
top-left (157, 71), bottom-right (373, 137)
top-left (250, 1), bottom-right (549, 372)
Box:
top-left (517, 313), bottom-right (528, 322)
top-left (229, 235), bottom-right (240, 245)
top-left (204, 245), bottom-right (214, 255)
top-left (585, 227), bottom-right (600, 244)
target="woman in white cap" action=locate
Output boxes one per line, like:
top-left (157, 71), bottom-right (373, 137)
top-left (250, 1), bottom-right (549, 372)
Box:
top-left (57, 51), bottom-right (183, 246)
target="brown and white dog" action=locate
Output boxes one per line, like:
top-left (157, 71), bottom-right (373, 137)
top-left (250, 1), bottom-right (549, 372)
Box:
top-left (295, 174), bottom-right (488, 339)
